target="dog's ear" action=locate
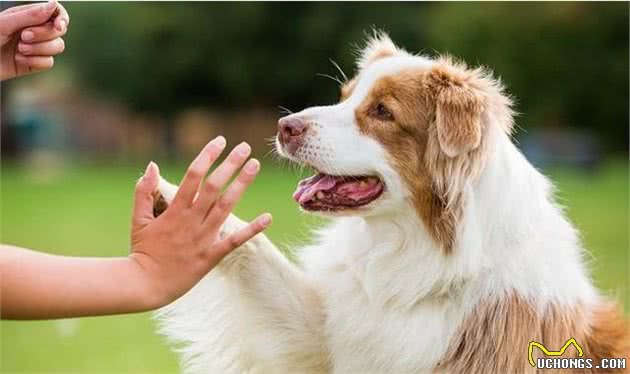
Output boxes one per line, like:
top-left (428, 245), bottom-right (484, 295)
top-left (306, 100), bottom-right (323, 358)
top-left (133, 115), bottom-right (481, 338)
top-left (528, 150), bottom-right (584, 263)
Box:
top-left (357, 31), bottom-right (401, 70)
top-left (428, 60), bottom-right (485, 158)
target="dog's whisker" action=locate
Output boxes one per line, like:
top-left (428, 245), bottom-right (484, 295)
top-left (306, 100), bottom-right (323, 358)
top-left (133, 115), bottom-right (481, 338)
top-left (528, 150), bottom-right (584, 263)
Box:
top-left (316, 73), bottom-right (344, 86)
top-left (329, 58), bottom-right (348, 83)
top-left (277, 105), bottom-right (294, 115)
top-left (263, 148), bottom-right (277, 161)
top-left (265, 135), bottom-right (278, 145)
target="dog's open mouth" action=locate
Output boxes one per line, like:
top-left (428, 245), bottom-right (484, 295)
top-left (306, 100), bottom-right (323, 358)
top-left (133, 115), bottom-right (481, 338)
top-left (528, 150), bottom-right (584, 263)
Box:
top-left (293, 173), bottom-right (385, 211)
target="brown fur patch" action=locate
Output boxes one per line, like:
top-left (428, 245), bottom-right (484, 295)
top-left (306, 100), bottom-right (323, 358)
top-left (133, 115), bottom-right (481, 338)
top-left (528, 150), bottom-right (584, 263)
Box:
top-left (428, 63), bottom-right (485, 157)
top-left (353, 69), bottom-right (455, 251)
top-left (353, 57), bottom-right (503, 253)
top-left (340, 77), bottom-right (357, 102)
top-left (152, 190), bottom-right (168, 217)
top-left (436, 294), bottom-right (629, 373)
top-left (582, 303), bottom-right (630, 372)
top-left (366, 48), bottom-right (395, 64)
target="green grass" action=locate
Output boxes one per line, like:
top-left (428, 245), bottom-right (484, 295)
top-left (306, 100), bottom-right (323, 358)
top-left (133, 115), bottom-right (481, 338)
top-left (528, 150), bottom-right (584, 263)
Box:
top-left (0, 160), bottom-right (627, 373)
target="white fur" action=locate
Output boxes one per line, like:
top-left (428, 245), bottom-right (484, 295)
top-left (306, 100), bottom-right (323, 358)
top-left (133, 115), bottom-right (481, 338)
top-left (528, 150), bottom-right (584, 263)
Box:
top-left (155, 39), bottom-right (598, 373)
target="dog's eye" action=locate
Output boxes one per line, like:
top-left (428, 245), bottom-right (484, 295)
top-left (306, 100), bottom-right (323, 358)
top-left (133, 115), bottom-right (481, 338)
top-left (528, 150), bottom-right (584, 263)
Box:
top-left (370, 103), bottom-right (394, 121)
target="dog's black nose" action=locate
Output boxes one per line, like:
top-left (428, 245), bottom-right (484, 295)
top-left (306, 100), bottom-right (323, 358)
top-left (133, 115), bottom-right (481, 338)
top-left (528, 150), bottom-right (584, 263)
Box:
top-left (278, 116), bottom-right (309, 146)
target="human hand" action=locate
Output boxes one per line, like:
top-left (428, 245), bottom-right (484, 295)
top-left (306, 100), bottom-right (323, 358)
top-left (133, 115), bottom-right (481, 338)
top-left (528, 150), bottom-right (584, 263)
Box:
top-left (0, 0), bottom-right (69, 81)
top-left (128, 137), bottom-right (272, 308)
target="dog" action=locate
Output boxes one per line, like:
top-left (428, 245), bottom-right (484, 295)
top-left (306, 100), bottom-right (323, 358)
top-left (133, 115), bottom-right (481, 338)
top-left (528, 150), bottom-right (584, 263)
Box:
top-left (153, 33), bottom-right (628, 373)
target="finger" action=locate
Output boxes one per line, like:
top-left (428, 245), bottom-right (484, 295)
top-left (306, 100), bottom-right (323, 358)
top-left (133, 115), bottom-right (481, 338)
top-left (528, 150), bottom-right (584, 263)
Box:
top-left (21, 21), bottom-right (65, 43)
top-left (132, 161), bottom-right (160, 228)
top-left (14, 54), bottom-right (54, 72)
top-left (3, 3), bottom-right (43, 15)
top-left (204, 159), bottom-right (260, 225)
top-left (172, 136), bottom-right (227, 209)
top-left (0, 1), bottom-right (58, 36)
top-left (18, 38), bottom-right (64, 56)
top-left (193, 142), bottom-right (251, 217)
top-left (52, 3), bottom-right (69, 32)
top-left (210, 213), bottom-right (272, 259)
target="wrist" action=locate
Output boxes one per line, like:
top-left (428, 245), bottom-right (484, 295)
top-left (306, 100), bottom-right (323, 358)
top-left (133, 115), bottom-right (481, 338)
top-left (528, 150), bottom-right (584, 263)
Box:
top-left (125, 255), bottom-right (169, 312)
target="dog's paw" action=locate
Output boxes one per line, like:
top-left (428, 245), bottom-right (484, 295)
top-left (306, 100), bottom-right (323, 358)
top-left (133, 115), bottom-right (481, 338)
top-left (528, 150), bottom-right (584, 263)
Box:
top-left (220, 213), bottom-right (270, 250)
top-left (153, 191), bottom-right (168, 217)
top-left (151, 177), bottom-right (250, 238)
top-left (153, 177), bottom-right (178, 217)
top-left (150, 177), bottom-right (263, 251)
top-left (220, 213), bottom-right (248, 239)
top-left (218, 214), bottom-right (257, 273)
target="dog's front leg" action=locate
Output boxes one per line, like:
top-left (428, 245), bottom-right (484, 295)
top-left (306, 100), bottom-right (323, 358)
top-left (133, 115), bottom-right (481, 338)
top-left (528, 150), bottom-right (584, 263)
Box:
top-left (218, 213), bottom-right (329, 371)
top-left (154, 177), bottom-right (329, 373)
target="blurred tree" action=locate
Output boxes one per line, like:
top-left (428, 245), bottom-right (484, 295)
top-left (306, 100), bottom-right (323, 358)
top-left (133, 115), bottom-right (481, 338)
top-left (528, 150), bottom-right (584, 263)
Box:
top-left (60, 2), bottom-right (628, 152)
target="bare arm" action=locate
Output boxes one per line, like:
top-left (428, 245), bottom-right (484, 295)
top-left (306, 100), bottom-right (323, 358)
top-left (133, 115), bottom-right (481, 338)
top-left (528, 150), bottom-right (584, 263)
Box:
top-left (0, 137), bottom-right (272, 320)
top-left (0, 246), bottom-right (159, 319)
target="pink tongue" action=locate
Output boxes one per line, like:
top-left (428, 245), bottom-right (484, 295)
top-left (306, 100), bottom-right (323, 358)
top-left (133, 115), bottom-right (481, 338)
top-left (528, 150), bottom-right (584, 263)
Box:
top-left (293, 174), bottom-right (338, 204)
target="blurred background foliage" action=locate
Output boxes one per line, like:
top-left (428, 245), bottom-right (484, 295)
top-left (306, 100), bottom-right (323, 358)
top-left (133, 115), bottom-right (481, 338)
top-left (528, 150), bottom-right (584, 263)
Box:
top-left (0, 2), bottom-right (628, 373)
top-left (1, 2), bottom-right (628, 161)
top-left (55, 2), bottom-right (630, 151)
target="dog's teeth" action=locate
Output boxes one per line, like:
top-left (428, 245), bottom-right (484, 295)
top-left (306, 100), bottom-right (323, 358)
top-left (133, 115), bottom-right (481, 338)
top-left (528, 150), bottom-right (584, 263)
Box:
top-left (359, 180), bottom-right (368, 188)
top-left (316, 191), bottom-right (325, 199)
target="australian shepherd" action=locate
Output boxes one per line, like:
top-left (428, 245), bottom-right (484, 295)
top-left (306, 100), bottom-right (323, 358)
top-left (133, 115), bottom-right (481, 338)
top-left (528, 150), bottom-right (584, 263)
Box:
top-left (153, 33), bottom-right (628, 373)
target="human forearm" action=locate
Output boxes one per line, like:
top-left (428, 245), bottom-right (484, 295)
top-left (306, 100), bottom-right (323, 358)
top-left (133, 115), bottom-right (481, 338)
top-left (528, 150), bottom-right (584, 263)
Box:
top-left (0, 245), bottom-right (157, 319)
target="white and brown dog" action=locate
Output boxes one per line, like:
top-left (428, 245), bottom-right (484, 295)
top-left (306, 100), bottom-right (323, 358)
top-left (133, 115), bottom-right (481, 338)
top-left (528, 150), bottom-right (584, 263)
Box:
top-left (154, 34), bottom-right (628, 373)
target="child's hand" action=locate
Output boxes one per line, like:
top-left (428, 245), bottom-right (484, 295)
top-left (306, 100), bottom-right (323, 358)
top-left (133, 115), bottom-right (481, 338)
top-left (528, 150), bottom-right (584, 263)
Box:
top-left (128, 137), bottom-right (272, 309)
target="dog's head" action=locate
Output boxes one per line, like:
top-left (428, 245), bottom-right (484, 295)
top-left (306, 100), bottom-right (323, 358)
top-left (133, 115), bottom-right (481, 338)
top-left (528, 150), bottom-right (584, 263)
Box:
top-left (276, 32), bottom-right (513, 252)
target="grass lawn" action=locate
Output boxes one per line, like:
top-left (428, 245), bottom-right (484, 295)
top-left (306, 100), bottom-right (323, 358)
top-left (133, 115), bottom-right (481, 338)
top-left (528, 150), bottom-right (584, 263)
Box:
top-left (1, 159), bottom-right (627, 373)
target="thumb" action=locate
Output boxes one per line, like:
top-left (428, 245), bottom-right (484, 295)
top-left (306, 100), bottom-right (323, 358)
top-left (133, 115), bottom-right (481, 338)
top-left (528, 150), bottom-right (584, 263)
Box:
top-left (0, 1), bottom-right (58, 36)
top-left (132, 161), bottom-right (160, 228)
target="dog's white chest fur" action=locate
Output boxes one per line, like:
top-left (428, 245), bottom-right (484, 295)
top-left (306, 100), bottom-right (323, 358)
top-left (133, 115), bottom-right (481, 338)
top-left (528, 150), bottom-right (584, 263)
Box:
top-left (300, 218), bottom-right (470, 373)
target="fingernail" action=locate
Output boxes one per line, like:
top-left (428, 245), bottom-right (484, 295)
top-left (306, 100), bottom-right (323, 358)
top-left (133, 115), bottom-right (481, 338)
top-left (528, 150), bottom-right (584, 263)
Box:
top-left (260, 213), bottom-right (272, 226)
top-left (236, 142), bottom-right (251, 156)
top-left (22, 31), bottom-right (34, 41)
top-left (42, 1), bottom-right (56, 12)
top-left (144, 161), bottom-right (153, 175)
top-left (57, 19), bottom-right (67, 32)
top-left (18, 44), bottom-right (32, 54)
top-left (145, 160), bottom-right (158, 176)
top-left (211, 135), bottom-right (226, 148)
top-left (244, 159), bottom-right (260, 174)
